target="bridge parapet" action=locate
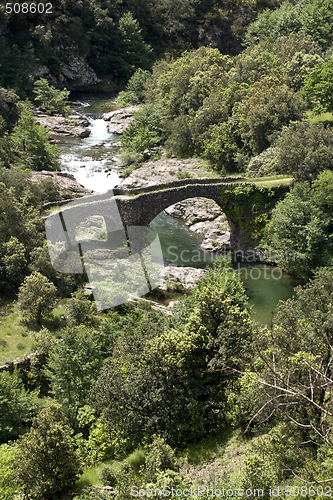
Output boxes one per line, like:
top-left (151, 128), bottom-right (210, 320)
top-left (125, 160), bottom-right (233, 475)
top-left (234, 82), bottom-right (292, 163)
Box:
top-left (113, 176), bottom-right (245, 196)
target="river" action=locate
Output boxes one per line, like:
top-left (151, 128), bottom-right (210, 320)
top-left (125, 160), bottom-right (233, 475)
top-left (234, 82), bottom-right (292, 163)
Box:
top-left (58, 94), bottom-right (298, 326)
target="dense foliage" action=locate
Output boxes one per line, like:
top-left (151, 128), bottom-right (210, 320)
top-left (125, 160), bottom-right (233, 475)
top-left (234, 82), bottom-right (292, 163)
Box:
top-left (1, 0), bottom-right (333, 497)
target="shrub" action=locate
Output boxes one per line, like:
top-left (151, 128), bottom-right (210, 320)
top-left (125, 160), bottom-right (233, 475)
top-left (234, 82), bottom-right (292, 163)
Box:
top-left (245, 147), bottom-right (279, 178)
top-left (18, 271), bottom-right (57, 325)
top-left (10, 111), bottom-right (59, 171)
top-left (117, 69), bottom-right (150, 107)
top-left (274, 121), bottom-right (333, 180)
top-left (202, 122), bottom-right (239, 173)
top-left (33, 78), bottom-right (70, 116)
top-left (121, 104), bottom-right (165, 155)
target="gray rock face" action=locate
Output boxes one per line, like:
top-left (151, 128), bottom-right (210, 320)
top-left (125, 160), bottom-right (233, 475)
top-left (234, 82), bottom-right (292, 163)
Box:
top-left (31, 171), bottom-right (93, 201)
top-left (103, 105), bottom-right (141, 134)
top-left (165, 198), bottom-right (222, 225)
top-left (33, 57), bottom-right (101, 89)
top-left (162, 265), bottom-right (207, 291)
top-left (59, 57), bottom-right (101, 87)
top-left (33, 110), bottom-right (91, 139)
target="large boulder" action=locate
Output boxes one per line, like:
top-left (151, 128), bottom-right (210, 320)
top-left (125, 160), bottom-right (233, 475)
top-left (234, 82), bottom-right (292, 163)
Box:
top-left (33, 110), bottom-right (91, 139)
top-left (31, 171), bottom-right (93, 202)
top-left (103, 105), bottom-right (141, 134)
top-left (165, 198), bottom-right (231, 252)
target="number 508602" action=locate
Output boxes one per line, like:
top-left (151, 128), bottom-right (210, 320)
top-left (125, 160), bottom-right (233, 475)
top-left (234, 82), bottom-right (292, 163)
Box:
top-left (5, 3), bottom-right (53, 14)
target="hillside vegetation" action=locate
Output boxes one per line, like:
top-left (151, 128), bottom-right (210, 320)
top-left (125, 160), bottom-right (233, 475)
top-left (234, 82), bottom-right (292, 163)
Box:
top-left (1, 1), bottom-right (333, 499)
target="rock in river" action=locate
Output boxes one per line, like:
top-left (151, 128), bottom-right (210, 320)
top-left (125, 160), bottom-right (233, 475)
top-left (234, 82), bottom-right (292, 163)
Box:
top-left (33, 110), bottom-right (91, 139)
top-left (103, 105), bottom-right (141, 134)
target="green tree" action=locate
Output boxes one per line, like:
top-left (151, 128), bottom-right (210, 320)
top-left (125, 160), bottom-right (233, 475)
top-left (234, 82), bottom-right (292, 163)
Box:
top-left (44, 328), bottom-right (103, 427)
top-left (243, 1), bottom-right (303, 46)
top-left (0, 444), bottom-right (24, 500)
top-left (90, 262), bottom-right (252, 447)
top-left (0, 87), bottom-right (20, 136)
top-left (29, 243), bottom-right (86, 298)
top-left (228, 42), bottom-right (281, 86)
top-left (145, 47), bottom-right (231, 120)
top-left (244, 0), bottom-right (333, 50)
top-left (237, 76), bottom-right (306, 154)
top-left (274, 121), bottom-right (333, 180)
top-left (202, 122), bottom-right (239, 173)
top-left (16, 405), bottom-right (82, 500)
top-left (236, 268), bottom-right (333, 479)
top-left (300, 59), bottom-right (333, 114)
top-left (142, 436), bottom-right (177, 484)
top-left (10, 111), bottom-right (59, 171)
top-left (116, 13), bottom-right (152, 80)
top-left (0, 371), bottom-right (40, 443)
top-left (262, 182), bottom-right (332, 279)
top-left (18, 271), bottom-right (57, 325)
top-left (312, 169), bottom-right (333, 216)
top-left (33, 78), bottom-right (70, 116)
top-left (117, 68), bottom-right (150, 106)
top-left (300, 0), bottom-right (333, 51)
top-left (282, 52), bottom-right (324, 91)
top-left (65, 289), bottom-right (98, 327)
top-left (0, 237), bottom-right (27, 291)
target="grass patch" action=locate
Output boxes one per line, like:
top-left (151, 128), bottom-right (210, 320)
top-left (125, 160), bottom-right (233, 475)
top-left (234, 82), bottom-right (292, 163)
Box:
top-left (179, 425), bottom-right (234, 464)
top-left (307, 111), bottom-right (333, 124)
top-left (75, 463), bottom-right (107, 488)
top-left (0, 298), bottom-right (70, 364)
top-left (75, 460), bottom-right (122, 489)
top-left (0, 300), bottom-right (35, 364)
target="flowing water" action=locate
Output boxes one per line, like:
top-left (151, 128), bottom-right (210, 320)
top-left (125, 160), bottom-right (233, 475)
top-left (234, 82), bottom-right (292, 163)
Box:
top-left (58, 95), bottom-right (298, 325)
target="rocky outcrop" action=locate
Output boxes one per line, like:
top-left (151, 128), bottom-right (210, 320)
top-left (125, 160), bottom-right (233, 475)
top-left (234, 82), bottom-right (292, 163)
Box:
top-left (60, 57), bottom-right (101, 87)
top-left (162, 265), bottom-right (207, 291)
top-left (33, 57), bottom-right (101, 90)
top-left (33, 110), bottom-right (91, 139)
top-left (31, 171), bottom-right (94, 202)
top-left (119, 157), bottom-right (210, 187)
top-left (103, 105), bottom-right (141, 134)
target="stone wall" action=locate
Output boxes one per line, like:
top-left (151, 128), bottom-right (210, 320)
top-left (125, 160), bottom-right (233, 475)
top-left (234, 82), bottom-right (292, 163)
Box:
top-left (0, 354), bottom-right (32, 374)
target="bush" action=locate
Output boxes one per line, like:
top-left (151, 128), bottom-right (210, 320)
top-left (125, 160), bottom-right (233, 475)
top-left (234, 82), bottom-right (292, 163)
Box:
top-left (300, 59), bottom-right (333, 114)
top-left (202, 122), bottom-right (239, 173)
top-left (121, 104), bottom-right (165, 155)
top-left (16, 405), bottom-right (82, 500)
top-left (18, 271), bottom-right (57, 325)
top-left (245, 147), bottom-right (279, 178)
top-left (10, 111), bottom-right (59, 171)
top-left (100, 466), bottom-right (117, 487)
top-left (237, 76), bottom-right (306, 154)
top-left (274, 121), bottom-right (333, 180)
top-left (117, 69), bottom-right (150, 107)
top-left (33, 78), bottom-right (70, 116)
top-left (65, 289), bottom-right (98, 327)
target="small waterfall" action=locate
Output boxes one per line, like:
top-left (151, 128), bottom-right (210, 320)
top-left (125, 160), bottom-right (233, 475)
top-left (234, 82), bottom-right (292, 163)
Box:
top-left (59, 104), bottom-right (121, 193)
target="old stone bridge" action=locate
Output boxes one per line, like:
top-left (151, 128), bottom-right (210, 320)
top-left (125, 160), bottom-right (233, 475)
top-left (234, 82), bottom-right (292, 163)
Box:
top-left (48, 176), bottom-right (288, 256)
top-left (48, 177), bottom-right (252, 247)
top-left (112, 176), bottom-right (249, 226)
